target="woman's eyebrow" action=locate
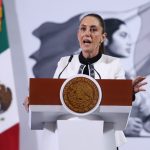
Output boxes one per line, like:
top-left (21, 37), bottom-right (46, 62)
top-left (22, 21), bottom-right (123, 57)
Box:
top-left (80, 24), bottom-right (97, 27)
top-left (90, 25), bottom-right (97, 28)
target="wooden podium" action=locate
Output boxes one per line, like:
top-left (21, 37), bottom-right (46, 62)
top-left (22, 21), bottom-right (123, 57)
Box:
top-left (29, 78), bottom-right (132, 150)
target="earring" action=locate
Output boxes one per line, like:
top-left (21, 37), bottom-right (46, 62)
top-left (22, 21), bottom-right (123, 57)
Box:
top-left (99, 41), bottom-right (103, 44)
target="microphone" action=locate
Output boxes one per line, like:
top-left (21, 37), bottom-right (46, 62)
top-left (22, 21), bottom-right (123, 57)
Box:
top-left (68, 55), bottom-right (73, 62)
top-left (86, 59), bottom-right (101, 79)
top-left (58, 55), bottom-right (73, 78)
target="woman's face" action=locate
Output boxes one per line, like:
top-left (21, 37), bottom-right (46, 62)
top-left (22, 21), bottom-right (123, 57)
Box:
top-left (108, 24), bottom-right (132, 58)
top-left (77, 16), bottom-right (106, 58)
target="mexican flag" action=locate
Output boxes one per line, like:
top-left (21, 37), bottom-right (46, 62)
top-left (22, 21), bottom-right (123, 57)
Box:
top-left (0, 1), bottom-right (19, 150)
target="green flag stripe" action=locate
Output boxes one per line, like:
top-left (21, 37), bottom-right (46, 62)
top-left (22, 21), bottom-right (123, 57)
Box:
top-left (0, 7), bottom-right (9, 53)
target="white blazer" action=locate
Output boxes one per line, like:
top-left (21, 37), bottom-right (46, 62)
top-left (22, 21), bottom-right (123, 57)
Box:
top-left (53, 54), bottom-right (127, 147)
top-left (54, 54), bottom-right (125, 79)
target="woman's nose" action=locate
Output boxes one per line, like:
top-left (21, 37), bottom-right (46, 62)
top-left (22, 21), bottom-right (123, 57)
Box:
top-left (84, 29), bottom-right (91, 36)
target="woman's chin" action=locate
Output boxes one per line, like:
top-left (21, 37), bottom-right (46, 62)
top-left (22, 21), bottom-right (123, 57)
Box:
top-left (82, 48), bottom-right (93, 53)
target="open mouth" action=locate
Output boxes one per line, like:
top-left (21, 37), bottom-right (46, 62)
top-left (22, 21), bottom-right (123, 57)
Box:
top-left (83, 39), bottom-right (92, 44)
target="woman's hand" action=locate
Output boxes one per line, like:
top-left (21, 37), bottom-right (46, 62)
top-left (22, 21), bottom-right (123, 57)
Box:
top-left (132, 76), bottom-right (147, 94)
top-left (23, 96), bottom-right (29, 112)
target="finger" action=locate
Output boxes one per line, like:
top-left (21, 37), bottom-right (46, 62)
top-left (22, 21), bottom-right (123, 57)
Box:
top-left (133, 76), bottom-right (146, 86)
top-left (134, 87), bottom-right (146, 93)
top-left (134, 82), bottom-right (147, 93)
top-left (23, 100), bottom-right (29, 106)
top-left (24, 102), bottom-right (29, 112)
top-left (23, 97), bottom-right (29, 112)
top-left (136, 76), bottom-right (146, 81)
top-left (138, 88), bottom-right (146, 92)
top-left (137, 82), bottom-right (147, 88)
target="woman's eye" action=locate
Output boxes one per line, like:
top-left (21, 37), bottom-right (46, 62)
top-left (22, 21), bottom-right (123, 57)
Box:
top-left (90, 28), bottom-right (97, 32)
top-left (80, 27), bottom-right (86, 31)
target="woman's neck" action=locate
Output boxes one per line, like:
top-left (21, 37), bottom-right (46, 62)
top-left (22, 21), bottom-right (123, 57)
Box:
top-left (82, 49), bottom-right (99, 58)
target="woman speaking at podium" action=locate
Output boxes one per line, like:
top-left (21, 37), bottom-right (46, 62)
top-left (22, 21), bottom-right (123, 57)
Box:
top-left (24, 13), bottom-right (147, 150)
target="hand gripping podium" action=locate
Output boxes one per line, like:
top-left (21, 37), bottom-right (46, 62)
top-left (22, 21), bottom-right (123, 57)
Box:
top-left (29, 75), bottom-right (132, 150)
